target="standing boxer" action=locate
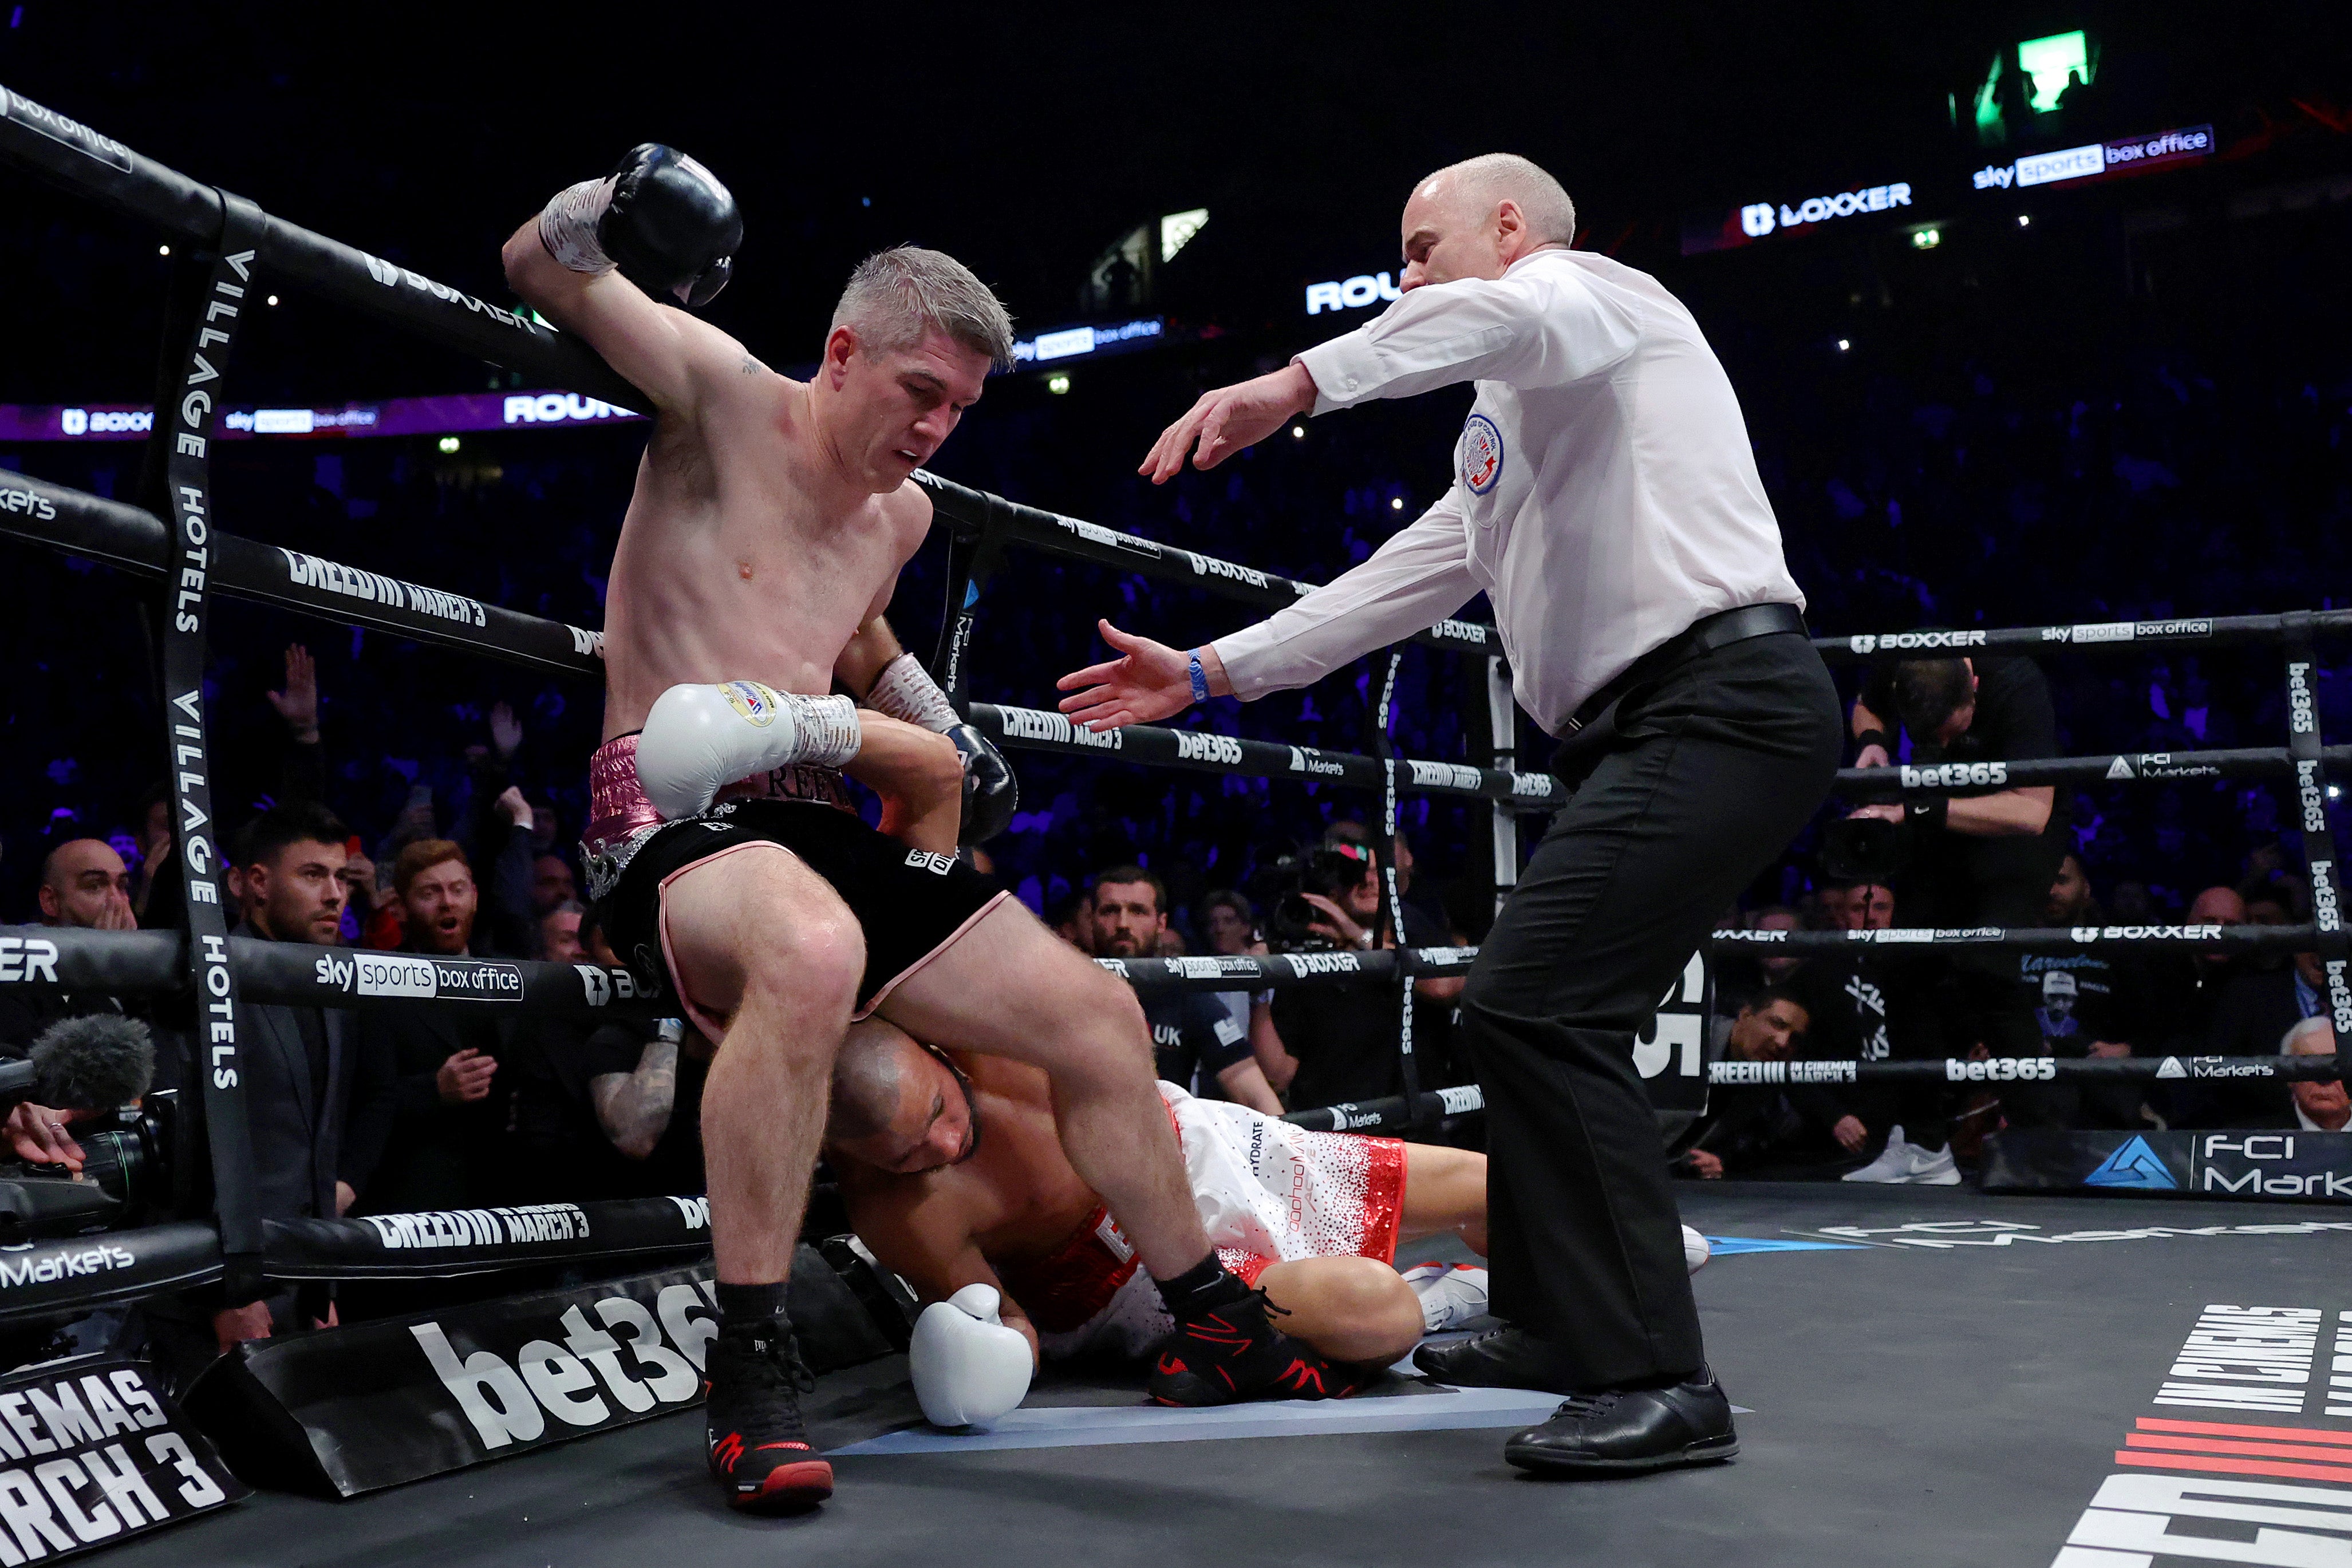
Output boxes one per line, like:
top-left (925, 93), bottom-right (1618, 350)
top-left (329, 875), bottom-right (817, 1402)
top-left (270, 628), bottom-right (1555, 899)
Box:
top-left (1060, 153), bottom-right (1840, 1475)
top-left (506, 146), bottom-right (1334, 1514)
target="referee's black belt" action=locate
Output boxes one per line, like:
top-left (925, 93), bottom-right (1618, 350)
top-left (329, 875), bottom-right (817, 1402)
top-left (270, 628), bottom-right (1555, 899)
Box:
top-left (1563, 601), bottom-right (1809, 736)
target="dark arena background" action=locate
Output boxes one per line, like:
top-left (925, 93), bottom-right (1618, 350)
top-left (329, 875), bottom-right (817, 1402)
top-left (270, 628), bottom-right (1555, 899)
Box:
top-left (0, 6), bottom-right (2349, 1566)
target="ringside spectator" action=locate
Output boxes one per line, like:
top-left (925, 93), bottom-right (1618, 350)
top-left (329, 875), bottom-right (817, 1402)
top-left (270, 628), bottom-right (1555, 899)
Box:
top-left (0, 840), bottom-right (140, 1051)
top-left (1680, 990), bottom-right (1842, 1179)
top-left (1089, 866), bottom-right (1281, 1113)
top-left (354, 840), bottom-right (520, 1216)
top-left (2283, 1017), bottom-right (2349, 1133)
top-left (1850, 652), bottom-right (2070, 1125)
top-left (141, 801), bottom-right (390, 1392)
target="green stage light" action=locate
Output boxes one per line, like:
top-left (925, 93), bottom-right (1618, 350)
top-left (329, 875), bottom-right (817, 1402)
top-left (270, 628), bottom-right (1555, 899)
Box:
top-left (2019, 30), bottom-right (2090, 113)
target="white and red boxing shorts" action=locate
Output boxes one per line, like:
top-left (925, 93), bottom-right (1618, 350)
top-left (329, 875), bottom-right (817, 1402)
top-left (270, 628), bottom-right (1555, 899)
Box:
top-left (1003, 1083), bottom-right (1408, 1362)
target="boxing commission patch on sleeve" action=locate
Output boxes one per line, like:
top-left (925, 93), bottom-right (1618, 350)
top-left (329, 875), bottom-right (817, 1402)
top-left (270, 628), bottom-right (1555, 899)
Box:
top-left (1461, 413), bottom-right (1504, 495)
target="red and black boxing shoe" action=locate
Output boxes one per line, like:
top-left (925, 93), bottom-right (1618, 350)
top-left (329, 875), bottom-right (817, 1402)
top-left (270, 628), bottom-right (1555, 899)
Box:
top-left (1146, 1285), bottom-right (1354, 1407)
top-left (703, 1321), bottom-right (834, 1512)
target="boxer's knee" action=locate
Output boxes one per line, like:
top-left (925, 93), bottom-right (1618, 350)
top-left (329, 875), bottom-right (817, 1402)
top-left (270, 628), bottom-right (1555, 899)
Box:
top-left (749, 910), bottom-right (863, 1019)
top-left (1033, 958), bottom-right (1154, 1083)
top-left (1265, 1257), bottom-right (1422, 1364)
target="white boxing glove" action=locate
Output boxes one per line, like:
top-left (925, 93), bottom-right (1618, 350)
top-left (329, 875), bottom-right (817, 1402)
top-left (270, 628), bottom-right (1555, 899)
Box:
top-left (634, 680), bottom-right (862, 820)
top-left (908, 1283), bottom-right (1032, 1429)
top-left (1683, 1225), bottom-right (1711, 1273)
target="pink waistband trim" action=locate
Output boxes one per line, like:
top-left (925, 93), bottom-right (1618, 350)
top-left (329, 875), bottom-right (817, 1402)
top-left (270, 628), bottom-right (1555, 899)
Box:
top-left (585, 734), bottom-right (664, 851)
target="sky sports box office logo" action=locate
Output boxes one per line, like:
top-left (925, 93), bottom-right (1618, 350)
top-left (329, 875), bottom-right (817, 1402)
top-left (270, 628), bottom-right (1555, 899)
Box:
top-left (1683, 123), bottom-right (2215, 256)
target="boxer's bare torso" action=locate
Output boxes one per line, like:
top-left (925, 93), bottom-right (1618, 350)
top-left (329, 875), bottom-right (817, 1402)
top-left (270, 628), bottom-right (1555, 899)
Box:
top-left (601, 360), bottom-right (930, 741)
top-left (499, 222), bottom-right (982, 746)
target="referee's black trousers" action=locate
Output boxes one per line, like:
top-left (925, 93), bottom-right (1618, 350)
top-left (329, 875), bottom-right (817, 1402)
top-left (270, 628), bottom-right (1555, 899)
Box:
top-left (1461, 629), bottom-right (1841, 1387)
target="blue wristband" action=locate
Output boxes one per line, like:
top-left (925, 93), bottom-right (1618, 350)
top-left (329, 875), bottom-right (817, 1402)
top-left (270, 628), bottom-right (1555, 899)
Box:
top-left (1188, 650), bottom-right (1210, 705)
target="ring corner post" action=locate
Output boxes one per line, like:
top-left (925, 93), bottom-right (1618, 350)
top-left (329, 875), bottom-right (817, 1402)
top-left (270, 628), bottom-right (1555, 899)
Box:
top-left (932, 483), bottom-right (1015, 710)
top-left (2280, 613), bottom-right (2352, 1037)
top-left (1485, 653), bottom-right (1520, 921)
top-left (147, 188), bottom-right (270, 1308)
top-left (1370, 650), bottom-right (1426, 1129)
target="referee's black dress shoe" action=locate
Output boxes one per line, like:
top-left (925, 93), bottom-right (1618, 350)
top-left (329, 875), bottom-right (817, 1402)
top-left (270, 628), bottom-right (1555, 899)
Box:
top-left (1412, 1327), bottom-right (1582, 1394)
top-left (1502, 1369), bottom-right (1739, 1476)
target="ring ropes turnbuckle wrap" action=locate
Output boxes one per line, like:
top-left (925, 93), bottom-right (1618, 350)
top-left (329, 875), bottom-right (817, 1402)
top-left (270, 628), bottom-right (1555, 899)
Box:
top-left (145, 188), bottom-right (270, 1312)
top-left (2, 80), bottom-right (2350, 1325)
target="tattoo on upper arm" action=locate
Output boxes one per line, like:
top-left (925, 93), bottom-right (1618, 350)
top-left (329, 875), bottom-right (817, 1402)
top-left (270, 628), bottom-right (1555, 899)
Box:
top-left (739, 354), bottom-right (765, 377)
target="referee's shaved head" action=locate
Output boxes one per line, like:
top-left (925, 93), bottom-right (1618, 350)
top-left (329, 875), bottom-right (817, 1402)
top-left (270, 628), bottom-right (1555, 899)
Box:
top-left (1415, 154), bottom-right (1578, 247)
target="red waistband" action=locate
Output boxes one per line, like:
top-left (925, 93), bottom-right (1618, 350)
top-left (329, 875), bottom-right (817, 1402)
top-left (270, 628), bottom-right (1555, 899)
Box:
top-left (990, 1206), bottom-right (1140, 1336)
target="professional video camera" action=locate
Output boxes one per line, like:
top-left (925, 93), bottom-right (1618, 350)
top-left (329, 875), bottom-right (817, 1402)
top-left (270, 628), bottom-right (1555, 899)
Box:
top-left (1253, 842), bottom-right (1380, 951)
top-left (0, 1016), bottom-right (183, 1242)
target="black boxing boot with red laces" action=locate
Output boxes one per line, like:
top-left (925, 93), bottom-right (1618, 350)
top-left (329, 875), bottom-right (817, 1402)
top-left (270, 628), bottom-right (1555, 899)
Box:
top-left (703, 1319), bottom-right (832, 1512)
top-left (1146, 1258), bottom-right (1348, 1407)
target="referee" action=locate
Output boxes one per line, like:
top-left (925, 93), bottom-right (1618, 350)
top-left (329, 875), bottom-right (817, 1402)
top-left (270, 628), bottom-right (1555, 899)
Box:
top-left (1057, 153), bottom-right (1839, 1475)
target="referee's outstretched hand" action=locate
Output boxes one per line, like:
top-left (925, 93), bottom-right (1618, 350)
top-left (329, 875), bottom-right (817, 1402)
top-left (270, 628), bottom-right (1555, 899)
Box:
top-left (1139, 363), bottom-right (1319, 483)
top-left (1057, 620), bottom-right (1213, 731)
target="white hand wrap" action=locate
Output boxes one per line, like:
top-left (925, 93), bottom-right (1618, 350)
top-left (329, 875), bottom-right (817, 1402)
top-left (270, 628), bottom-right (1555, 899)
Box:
top-left (909, 1284), bottom-right (1032, 1429)
top-left (866, 652), bottom-right (960, 734)
top-left (635, 681), bottom-right (862, 821)
top-left (539, 176), bottom-right (619, 274)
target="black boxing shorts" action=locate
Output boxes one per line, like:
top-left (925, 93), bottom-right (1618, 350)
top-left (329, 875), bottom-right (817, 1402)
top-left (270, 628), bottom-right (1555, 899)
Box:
top-left (596, 793), bottom-right (1008, 1037)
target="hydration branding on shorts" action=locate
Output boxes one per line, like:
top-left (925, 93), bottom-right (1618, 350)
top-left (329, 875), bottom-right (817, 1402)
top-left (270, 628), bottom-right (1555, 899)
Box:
top-left (1461, 414), bottom-right (1504, 495)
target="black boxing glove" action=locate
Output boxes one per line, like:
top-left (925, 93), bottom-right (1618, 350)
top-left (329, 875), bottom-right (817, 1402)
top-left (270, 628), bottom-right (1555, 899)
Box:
top-left (867, 653), bottom-right (1020, 845)
top-left (539, 144), bottom-right (743, 308)
top-left (947, 723), bottom-right (1019, 847)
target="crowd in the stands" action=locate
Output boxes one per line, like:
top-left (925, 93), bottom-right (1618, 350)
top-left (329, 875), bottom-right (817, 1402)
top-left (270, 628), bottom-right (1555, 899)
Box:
top-left (2, 193), bottom-right (2349, 1380)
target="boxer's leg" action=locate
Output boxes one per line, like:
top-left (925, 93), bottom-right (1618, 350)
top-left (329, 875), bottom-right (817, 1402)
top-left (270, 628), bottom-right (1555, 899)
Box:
top-left (875, 901), bottom-right (1208, 1278)
top-left (1396, 1143), bottom-right (1489, 1255)
top-left (1258, 1257), bottom-right (1423, 1365)
top-left (661, 846), bottom-right (862, 1285)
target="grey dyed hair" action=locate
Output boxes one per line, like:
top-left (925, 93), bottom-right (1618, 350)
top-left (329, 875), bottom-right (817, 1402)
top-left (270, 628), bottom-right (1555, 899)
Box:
top-left (829, 244), bottom-right (1015, 370)
top-left (1419, 153), bottom-right (1578, 246)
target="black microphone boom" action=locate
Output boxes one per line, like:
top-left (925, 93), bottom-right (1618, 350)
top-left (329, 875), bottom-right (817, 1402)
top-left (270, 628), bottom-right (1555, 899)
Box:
top-left (25, 1016), bottom-right (156, 1112)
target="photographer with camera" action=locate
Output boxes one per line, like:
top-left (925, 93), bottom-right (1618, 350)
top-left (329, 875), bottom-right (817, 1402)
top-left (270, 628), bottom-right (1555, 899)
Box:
top-left (0, 1015), bottom-right (168, 1370)
top-left (1258, 842), bottom-right (1424, 1113)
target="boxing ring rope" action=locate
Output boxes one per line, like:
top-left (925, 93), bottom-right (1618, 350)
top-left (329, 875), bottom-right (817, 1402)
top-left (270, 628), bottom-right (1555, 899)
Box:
top-left (1, 78), bottom-right (2349, 1350)
top-left (0, 467), bottom-right (1560, 808)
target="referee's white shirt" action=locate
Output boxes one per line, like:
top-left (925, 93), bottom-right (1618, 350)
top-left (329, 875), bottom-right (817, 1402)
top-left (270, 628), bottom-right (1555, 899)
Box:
top-left (1212, 246), bottom-right (1802, 737)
